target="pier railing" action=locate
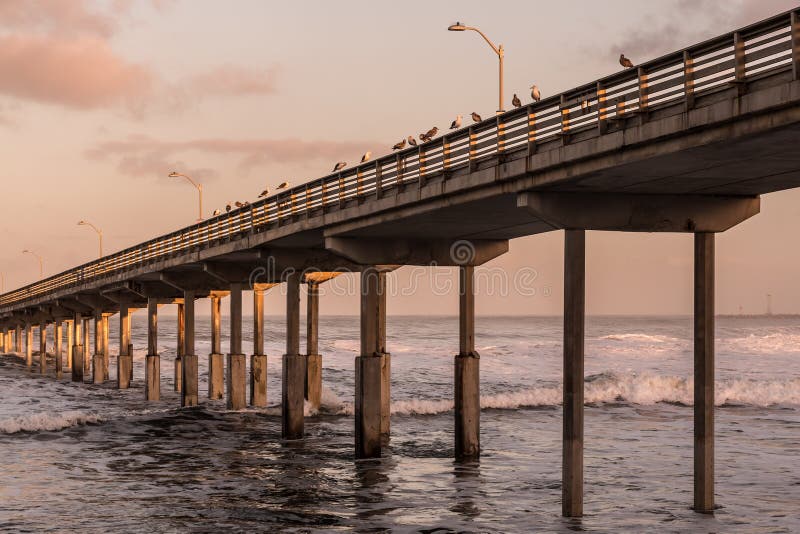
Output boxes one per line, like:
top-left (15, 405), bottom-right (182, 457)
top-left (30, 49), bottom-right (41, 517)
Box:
top-left (1, 9), bottom-right (798, 311)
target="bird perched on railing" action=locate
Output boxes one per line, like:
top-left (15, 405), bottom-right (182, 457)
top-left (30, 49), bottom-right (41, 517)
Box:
top-left (225, 202), bottom-right (232, 212)
top-left (419, 126), bottom-right (439, 143)
top-left (277, 181), bottom-right (290, 190)
top-left (450, 115), bottom-right (462, 129)
top-left (471, 112), bottom-right (482, 122)
top-left (258, 187), bottom-right (269, 198)
top-left (531, 84), bottom-right (541, 102)
top-left (512, 94), bottom-right (522, 108)
top-left (235, 201), bottom-right (245, 208)
top-left (361, 151), bottom-right (372, 163)
top-left (392, 139), bottom-right (406, 150)
top-left (333, 161), bottom-right (347, 172)
top-left (212, 209), bottom-right (221, 216)
top-left (407, 135), bottom-right (417, 147)
top-left (619, 53), bottom-right (634, 68)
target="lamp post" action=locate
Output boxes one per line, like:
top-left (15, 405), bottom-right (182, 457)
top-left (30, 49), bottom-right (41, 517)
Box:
top-left (168, 171), bottom-right (203, 222)
top-left (448, 21), bottom-right (505, 114)
top-left (22, 249), bottom-right (43, 280)
top-left (77, 220), bottom-right (103, 258)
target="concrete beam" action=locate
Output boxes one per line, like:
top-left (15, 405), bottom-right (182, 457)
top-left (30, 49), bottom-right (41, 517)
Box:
top-left (160, 272), bottom-right (221, 293)
top-left (517, 192), bottom-right (760, 232)
top-left (324, 237), bottom-right (508, 266)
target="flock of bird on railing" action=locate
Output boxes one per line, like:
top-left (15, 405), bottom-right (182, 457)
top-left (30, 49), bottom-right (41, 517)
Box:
top-left (209, 53), bottom-right (637, 218)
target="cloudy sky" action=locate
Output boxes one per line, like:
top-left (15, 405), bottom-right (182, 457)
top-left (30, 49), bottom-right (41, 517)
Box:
top-left (1, 0), bottom-right (799, 317)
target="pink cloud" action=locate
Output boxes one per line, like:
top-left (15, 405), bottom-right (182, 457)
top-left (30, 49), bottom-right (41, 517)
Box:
top-left (186, 64), bottom-right (280, 97)
top-left (0, 0), bottom-right (116, 37)
top-left (0, 35), bottom-right (153, 109)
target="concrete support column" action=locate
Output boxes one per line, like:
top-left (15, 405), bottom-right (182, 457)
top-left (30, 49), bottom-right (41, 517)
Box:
top-left (226, 283), bottom-right (246, 410)
top-left (355, 267), bottom-right (388, 458)
top-left (54, 321), bottom-right (63, 379)
top-left (455, 265), bottom-right (480, 460)
top-left (25, 325), bottom-right (33, 369)
top-left (102, 314), bottom-right (110, 381)
top-left (82, 318), bottom-right (90, 374)
top-left (15, 325), bottom-right (22, 353)
top-left (72, 315), bottom-right (83, 382)
top-left (66, 320), bottom-right (73, 370)
top-left (208, 295), bottom-right (223, 400)
top-left (118, 305), bottom-right (132, 389)
top-left (182, 291), bottom-right (198, 407)
top-left (305, 282), bottom-right (322, 412)
top-left (39, 323), bottom-right (47, 375)
top-left (250, 288), bottom-right (267, 407)
top-left (694, 232), bottom-right (715, 513)
top-left (145, 299), bottom-right (160, 401)
top-left (93, 315), bottom-right (104, 384)
top-left (175, 302), bottom-right (184, 392)
top-left (282, 272), bottom-right (305, 439)
top-left (562, 229), bottom-right (585, 518)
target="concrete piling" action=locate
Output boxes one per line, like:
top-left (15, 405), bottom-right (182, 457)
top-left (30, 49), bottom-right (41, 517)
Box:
top-left (54, 321), bottom-right (63, 379)
top-left (355, 267), bottom-right (388, 458)
top-left (227, 283), bottom-right (246, 410)
top-left (455, 265), bottom-right (480, 460)
top-left (305, 281), bottom-right (322, 412)
top-left (83, 318), bottom-right (91, 375)
top-left (282, 272), bottom-right (305, 439)
top-left (102, 313), bottom-right (110, 381)
top-left (208, 294), bottom-right (224, 400)
top-left (250, 287), bottom-right (267, 407)
top-left (118, 305), bottom-right (132, 389)
top-left (72, 315), bottom-right (83, 383)
top-left (175, 302), bottom-right (184, 393)
top-left (93, 315), bottom-right (104, 384)
top-left (145, 299), bottom-right (160, 401)
top-left (181, 291), bottom-right (198, 407)
top-left (694, 232), bottom-right (715, 513)
top-left (562, 229), bottom-right (585, 518)
top-left (39, 323), bottom-right (47, 375)
top-left (15, 325), bottom-right (21, 353)
top-left (25, 324), bottom-right (33, 369)
top-left (66, 320), bottom-right (73, 370)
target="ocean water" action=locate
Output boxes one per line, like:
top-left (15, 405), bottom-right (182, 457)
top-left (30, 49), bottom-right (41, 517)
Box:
top-left (0, 315), bottom-right (798, 532)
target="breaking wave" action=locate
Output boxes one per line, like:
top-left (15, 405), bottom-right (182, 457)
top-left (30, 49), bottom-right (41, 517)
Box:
top-left (0, 410), bottom-right (104, 434)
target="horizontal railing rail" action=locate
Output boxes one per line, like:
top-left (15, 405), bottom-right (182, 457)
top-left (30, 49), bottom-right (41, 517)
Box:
top-left (2, 9), bottom-right (799, 312)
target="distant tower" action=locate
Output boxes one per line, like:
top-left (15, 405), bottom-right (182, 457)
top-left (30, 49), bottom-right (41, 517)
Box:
top-left (738, 304), bottom-right (743, 316)
top-left (766, 293), bottom-right (773, 316)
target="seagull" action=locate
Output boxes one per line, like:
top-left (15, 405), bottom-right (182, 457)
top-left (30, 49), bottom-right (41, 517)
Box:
top-left (277, 181), bottom-right (290, 190)
top-left (258, 187), bottom-right (269, 198)
top-left (619, 53), bottom-right (634, 68)
top-left (419, 126), bottom-right (438, 142)
top-left (512, 94), bottom-right (522, 108)
top-left (471, 112), bottom-right (482, 123)
top-left (361, 151), bottom-right (372, 163)
top-left (225, 202), bottom-right (232, 212)
top-left (212, 209), bottom-right (221, 216)
top-left (449, 115), bottom-right (462, 129)
top-left (392, 139), bottom-right (406, 150)
top-left (333, 161), bottom-right (347, 172)
top-left (531, 85), bottom-right (541, 102)
top-left (407, 135), bottom-right (417, 147)
top-left (235, 201), bottom-right (245, 208)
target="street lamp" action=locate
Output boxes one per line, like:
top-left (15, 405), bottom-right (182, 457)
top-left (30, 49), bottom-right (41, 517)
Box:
top-left (448, 21), bottom-right (505, 114)
top-left (77, 220), bottom-right (103, 258)
top-left (168, 171), bottom-right (203, 222)
top-left (22, 249), bottom-right (43, 280)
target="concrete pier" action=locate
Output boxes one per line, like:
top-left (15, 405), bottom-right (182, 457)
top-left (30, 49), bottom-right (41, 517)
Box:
top-left (66, 320), bottom-right (73, 370)
top-left (54, 321), bottom-right (63, 379)
top-left (83, 318), bottom-right (91, 374)
top-left (455, 265), bottom-right (480, 460)
top-left (181, 291), bottom-right (198, 407)
top-left (15, 325), bottom-right (21, 353)
top-left (72, 315), bottom-right (83, 382)
top-left (175, 302), bottom-right (184, 393)
top-left (25, 325), bottom-right (32, 368)
top-left (694, 232), bottom-right (715, 513)
top-left (250, 287), bottom-right (267, 407)
top-left (118, 304), bottom-right (132, 389)
top-left (145, 299), bottom-right (160, 401)
top-left (227, 283), bottom-right (246, 410)
top-left (562, 230), bottom-right (585, 518)
top-left (102, 313), bottom-right (110, 381)
top-left (208, 294), bottom-right (224, 400)
top-left (355, 267), bottom-right (388, 458)
top-left (305, 281), bottom-right (322, 412)
top-left (282, 272), bottom-right (305, 439)
top-left (39, 323), bottom-right (47, 375)
top-left (93, 315), bottom-right (103, 384)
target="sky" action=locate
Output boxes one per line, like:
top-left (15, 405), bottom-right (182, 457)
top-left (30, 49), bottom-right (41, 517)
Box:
top-left (1, 0), bottom-right (799, 318)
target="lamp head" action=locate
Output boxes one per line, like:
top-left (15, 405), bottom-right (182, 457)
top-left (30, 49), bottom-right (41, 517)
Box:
top-left (168, 171), bottom-right (180, 177)
top-left (77, 220), bottom-right (85, 225)
top-left (448, 22), bottom-right (466, 31)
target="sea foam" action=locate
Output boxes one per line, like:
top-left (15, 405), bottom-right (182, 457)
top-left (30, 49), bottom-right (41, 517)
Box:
top-left (0, 410), bottom-right (104, 434)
